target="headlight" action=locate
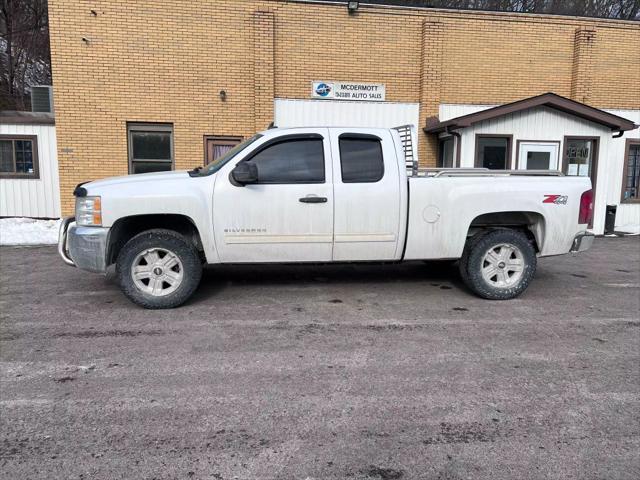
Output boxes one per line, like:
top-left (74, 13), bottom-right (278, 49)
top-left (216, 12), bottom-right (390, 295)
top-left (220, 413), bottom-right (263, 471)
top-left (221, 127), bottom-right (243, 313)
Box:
top-left (75, 196), bottom-right (102, 226)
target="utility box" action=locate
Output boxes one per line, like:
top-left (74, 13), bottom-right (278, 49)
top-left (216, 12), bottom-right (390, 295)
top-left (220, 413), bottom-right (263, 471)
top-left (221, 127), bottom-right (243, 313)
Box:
top-left (605, 205), bottom-right (617, 234)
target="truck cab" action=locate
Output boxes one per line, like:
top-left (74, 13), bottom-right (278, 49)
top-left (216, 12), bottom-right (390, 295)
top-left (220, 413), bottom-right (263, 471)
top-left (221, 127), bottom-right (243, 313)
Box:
top-left (212, 127), bottom-right (406, 263)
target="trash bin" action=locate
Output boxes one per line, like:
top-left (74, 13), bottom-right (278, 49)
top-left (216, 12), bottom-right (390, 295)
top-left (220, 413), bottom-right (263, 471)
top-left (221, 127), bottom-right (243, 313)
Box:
top-left (605, 205), bottom-right (617, 234)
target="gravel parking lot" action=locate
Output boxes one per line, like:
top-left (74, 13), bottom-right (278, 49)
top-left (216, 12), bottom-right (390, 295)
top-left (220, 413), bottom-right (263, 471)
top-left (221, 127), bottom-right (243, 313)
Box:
top-left (1, 237), bottom-right (639, 480)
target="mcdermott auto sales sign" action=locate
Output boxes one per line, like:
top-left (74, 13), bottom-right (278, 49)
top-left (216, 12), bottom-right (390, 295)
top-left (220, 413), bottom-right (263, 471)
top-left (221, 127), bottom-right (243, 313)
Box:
top-left (312, 81), bottom-right (386, 101)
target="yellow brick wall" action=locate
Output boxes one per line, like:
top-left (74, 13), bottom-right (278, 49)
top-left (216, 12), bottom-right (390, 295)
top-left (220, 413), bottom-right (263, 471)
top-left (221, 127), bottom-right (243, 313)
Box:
top-left (48, 0), bottom-right (640, 215)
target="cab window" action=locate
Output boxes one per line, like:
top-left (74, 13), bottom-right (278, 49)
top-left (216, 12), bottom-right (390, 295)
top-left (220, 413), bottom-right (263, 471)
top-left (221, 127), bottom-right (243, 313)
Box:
top-left (339, 135), bottom-right (384, 183)
top-left (247, 138), bottom-right (325, 184)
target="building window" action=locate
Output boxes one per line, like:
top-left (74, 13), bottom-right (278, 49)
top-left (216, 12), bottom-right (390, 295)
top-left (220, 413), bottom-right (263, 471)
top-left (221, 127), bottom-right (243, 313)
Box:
top-left (339, 135), bottom-right (384, 183)
top-left (621, 139), bottom-right (640, 203)
top-left (204, 136), bottom-right (243, 165)
top-left (475, 135), bottom-right (512, 170)
top-left (438, 137), bottom-right (454, 168)
top-left (245, 137), bottom-right (325, 184)
top-left (127, 123), bottom-right (173, 174)
top-left (0, 135), bottom-right (39, 179)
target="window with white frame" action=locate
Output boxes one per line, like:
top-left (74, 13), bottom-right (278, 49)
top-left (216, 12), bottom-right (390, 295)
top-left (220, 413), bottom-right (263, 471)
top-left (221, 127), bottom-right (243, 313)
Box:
top-left (516, 141), bottom-right (560, 170)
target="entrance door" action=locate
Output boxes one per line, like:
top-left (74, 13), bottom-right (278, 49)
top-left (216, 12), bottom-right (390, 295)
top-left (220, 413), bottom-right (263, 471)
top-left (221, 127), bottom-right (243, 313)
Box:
top-left (517, 141), bottom-right (560, 170)
top-left (563, 137), bottom-right (599, 227)
top-left (563, 137), bottom-right (598, 179)
top-left (212, 130), bottom-right (334, 263)
top-left (329, 128), bottom-right (402, 261)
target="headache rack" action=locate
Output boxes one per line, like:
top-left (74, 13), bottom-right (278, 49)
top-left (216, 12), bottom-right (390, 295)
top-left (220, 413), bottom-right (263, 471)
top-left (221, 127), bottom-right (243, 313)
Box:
top-left (392, 124), bottom-right (418, 176)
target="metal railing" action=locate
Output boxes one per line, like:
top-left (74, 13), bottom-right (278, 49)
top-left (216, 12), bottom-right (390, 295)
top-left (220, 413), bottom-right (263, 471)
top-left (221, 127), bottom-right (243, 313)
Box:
top-left (392, 125), bottom-right (418, 176)
top-left (414, 168), bottom-right (565, 178)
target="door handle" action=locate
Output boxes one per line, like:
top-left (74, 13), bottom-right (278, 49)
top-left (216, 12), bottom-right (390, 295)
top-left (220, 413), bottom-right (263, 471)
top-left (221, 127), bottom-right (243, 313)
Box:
top-left (299, 196), bottom-right (327, 204)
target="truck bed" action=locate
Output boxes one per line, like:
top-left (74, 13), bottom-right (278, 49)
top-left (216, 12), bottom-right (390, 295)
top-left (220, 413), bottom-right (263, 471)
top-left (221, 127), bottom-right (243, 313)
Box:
top-left (404, 173), bottom-right (591, 260)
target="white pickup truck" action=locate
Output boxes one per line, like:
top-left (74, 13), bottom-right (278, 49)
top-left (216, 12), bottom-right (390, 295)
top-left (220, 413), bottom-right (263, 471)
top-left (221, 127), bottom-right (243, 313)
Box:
top-left (59, 125), bottom-right (594, 308)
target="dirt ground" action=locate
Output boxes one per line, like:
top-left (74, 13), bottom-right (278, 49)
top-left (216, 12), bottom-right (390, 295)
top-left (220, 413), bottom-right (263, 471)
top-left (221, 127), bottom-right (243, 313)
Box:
top-left (1, 237), bottom-right (639, 479)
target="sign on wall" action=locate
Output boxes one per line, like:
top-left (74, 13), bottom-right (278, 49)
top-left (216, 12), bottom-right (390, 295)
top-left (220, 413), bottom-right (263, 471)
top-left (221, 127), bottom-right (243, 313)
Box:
top-left (311, 81), bottom-right (386, 102)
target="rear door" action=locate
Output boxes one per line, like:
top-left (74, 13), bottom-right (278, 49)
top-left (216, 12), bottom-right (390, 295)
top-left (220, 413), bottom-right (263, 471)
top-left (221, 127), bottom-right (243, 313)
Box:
top-left (329, 129), bottom-right (402, 261)
top-left (212, 129), bottom-right (334, 263)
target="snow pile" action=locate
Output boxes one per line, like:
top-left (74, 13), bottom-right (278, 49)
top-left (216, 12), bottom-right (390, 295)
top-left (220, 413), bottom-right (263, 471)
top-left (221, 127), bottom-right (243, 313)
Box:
top-left (0, 218), bottom-right (61, 246)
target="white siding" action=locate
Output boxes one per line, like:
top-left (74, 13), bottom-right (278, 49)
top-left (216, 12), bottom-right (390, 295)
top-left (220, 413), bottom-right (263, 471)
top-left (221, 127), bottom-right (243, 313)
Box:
top-left (274, 98), bottom-right (420, 129)
top-left (603, 110), bottom-right (640, 231)
top-left (438, 104), bottom-right (640, 235)
top-left (0, 123), bottom-right (60, 218)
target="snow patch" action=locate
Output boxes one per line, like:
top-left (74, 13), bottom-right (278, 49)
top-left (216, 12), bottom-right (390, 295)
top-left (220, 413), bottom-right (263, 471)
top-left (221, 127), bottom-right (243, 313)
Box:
top-left (0, 218), bottom-right (61, 245)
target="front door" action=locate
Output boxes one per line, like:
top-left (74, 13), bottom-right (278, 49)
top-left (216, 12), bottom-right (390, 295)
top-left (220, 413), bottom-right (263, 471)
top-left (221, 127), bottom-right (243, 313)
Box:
top-left (563, 137), bottom-right (599, 227)
top-left (329, 129), bottom-right (402, 261)
top-left (563, 137), bottom-right (598, 179)
top-left (212, 130), bottom-right (334, 263)
top-left (518, 141), bottom-right (560, 170)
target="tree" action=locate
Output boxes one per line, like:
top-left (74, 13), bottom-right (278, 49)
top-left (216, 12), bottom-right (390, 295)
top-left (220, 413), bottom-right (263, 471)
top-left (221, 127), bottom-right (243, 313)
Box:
top-left (0, 0), bottom-right (51, 111)
top-left (342, 0), bottom-right (640, 19)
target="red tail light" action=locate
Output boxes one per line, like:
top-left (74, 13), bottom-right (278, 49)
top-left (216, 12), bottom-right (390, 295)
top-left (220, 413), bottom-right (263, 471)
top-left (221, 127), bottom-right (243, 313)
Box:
top-left (579, 189), bottom-right (594, 225)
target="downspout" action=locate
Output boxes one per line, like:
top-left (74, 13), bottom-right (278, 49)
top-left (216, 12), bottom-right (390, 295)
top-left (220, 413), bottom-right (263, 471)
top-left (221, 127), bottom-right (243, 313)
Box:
top-left (446, 126), bottom-right (462, 168)
top-left (613, 130), bottom-right (624, 138)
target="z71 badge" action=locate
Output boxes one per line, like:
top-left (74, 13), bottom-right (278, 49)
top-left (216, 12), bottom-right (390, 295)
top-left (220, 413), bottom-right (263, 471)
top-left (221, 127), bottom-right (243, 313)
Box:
top-left (543, 194), bottom-right (568, 205)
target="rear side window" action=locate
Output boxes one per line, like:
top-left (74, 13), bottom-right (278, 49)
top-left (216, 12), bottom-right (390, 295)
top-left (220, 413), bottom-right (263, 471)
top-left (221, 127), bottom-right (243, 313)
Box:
top-left (248, 138), bottom-right (325, 184)
top-left (339, 136), bottom-right (384, 183)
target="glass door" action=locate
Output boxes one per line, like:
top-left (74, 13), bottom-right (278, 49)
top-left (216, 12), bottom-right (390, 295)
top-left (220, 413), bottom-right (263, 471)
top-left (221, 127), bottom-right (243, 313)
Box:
top-left (563, 137), bottom-right (598, 228)
top-left (563, 137), bottom-right (598, 178)
top-left (517, 141), bottom-right (560, 170)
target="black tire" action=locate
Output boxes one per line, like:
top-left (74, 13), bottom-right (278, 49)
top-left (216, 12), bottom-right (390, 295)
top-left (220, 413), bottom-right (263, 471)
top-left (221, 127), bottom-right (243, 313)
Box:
top-left (459, 229), bottom-right (537, 300)
top-left (116, 229), bottom-right (203, 309)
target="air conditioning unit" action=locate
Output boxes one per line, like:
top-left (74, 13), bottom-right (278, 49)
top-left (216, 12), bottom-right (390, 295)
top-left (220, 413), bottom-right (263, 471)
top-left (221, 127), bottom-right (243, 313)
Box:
top-left (31, 86), bottom-right (54, 113)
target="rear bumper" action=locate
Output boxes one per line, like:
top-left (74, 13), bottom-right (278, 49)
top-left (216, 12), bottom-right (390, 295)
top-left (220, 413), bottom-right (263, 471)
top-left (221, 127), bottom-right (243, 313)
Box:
top-left (570, 232), bottom-right (595, 253)
top-left (58, 216), bottom-right (110, 273)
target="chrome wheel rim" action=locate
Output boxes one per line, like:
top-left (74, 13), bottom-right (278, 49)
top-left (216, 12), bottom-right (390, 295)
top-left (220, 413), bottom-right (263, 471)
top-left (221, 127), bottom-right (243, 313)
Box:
top-left (481, 243), bottom-right (525, 288)
top-left (131, 248), bottom-right (184, 297)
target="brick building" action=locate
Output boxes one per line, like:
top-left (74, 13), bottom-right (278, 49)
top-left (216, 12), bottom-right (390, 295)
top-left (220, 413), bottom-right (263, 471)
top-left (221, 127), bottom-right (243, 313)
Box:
top-left (39, 0), bottom-right (640, 230)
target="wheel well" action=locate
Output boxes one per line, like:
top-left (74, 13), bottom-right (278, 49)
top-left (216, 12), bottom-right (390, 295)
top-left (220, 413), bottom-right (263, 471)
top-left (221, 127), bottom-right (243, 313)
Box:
top-left (467, 211), bottom-right (545, 252)
top-left (107, 214), bottom-right (204, 265)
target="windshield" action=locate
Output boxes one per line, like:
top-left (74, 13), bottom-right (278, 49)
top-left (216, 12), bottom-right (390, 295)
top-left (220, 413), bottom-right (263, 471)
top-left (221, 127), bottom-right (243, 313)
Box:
top-left (200, 134), bottom-right (263, 175)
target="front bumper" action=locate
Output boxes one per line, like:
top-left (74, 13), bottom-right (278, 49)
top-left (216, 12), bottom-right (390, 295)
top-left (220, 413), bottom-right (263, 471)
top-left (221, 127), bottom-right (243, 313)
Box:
top-left (58, 216), bottom-right (110, 273)
top-left (570, 231), bottom-right (595, 253)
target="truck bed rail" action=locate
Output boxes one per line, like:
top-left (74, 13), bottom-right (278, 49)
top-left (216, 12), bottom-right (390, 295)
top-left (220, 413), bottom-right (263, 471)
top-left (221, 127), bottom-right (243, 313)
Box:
top-left (414, 168), bottom-right (565, 178)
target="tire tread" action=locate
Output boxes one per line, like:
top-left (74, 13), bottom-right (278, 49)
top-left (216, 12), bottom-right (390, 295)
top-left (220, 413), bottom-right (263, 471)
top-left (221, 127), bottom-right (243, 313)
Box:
top-left (116, 229), bottom-right (202, 309)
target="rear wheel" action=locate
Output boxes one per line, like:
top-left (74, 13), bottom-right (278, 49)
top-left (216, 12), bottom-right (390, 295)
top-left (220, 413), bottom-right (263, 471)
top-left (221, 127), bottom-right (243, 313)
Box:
top-left (116, 229), bottom-right (202, 309)
top-left (459, 229), bottom-right (536, 300)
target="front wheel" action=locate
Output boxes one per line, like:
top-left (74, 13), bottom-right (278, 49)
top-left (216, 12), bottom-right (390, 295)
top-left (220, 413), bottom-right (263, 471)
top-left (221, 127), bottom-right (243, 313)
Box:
top-left (459, 229), bottom-right (537, 300)
top-left (116, 229), bottom-right (203, 309)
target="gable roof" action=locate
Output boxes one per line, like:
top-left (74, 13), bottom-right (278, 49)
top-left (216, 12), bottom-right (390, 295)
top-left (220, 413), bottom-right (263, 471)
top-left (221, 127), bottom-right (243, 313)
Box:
top-left (424, 92), bottom-right (637, 134)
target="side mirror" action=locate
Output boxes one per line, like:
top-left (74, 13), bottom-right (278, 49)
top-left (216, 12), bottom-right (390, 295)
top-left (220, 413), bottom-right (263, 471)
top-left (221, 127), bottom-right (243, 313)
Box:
top-left (231, 162), bottom-right (258, 185)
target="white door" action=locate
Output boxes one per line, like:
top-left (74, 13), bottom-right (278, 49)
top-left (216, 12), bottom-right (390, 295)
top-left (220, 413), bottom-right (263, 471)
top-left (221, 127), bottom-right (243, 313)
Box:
top-left (518, 141), bottom-right (560, 170)
top-left (212, 129), bottom-right (334, 263)
top-left (329, 128), bottom-right (402, 261)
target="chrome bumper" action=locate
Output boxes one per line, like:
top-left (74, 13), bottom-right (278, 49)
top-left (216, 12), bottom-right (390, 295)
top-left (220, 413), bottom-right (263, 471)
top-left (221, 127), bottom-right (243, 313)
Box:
top-left (58, 216), bottom-right (110, 273)
top-left (570, 232), bottom-right (595, 253)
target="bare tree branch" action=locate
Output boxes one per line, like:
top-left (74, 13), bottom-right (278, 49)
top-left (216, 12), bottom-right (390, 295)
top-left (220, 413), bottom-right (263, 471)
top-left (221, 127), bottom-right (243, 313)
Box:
top-left (0, 0), bottom-right (51, 110)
